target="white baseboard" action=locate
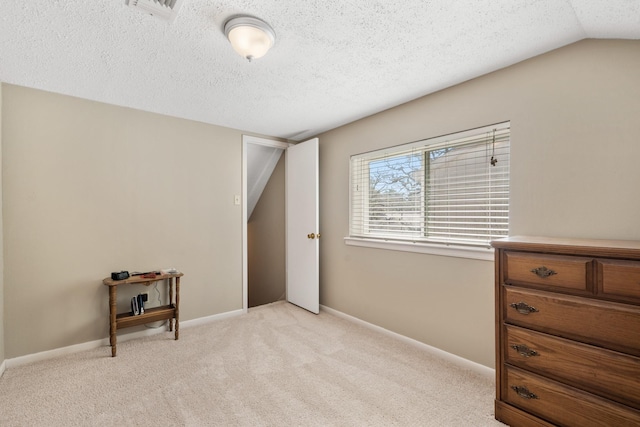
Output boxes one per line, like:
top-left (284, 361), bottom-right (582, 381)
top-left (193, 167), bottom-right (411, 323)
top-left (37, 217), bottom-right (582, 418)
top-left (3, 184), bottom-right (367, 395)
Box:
top-left (6, 338), bottom-right (107, 370)
top-left (180, 308), bottom-right (244, 328)
top-left (5, 308), bottom-right (245, 370)
top-left (320, 304), bottom-right (495, 380)
top-left (3, 305), bottom-right (492, 379)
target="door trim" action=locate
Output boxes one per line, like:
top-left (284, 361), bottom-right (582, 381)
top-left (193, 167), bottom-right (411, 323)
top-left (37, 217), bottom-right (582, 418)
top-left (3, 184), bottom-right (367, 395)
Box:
top-left (242, 135), bottom-right (292, 312)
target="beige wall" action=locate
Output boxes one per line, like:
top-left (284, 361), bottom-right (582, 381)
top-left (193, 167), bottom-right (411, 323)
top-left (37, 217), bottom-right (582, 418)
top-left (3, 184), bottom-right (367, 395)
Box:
top-left (2, 39), bottom-right (639, 367)
top-left (2, 84), bottom-right (244, 358)
top-left (318, 39), bottom-right (640, 368)
top-left (248, 153), bottom-right (286, 307)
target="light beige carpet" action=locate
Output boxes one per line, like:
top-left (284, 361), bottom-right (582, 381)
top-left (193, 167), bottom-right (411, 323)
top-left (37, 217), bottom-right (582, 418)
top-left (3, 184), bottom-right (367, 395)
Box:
top-left (0, 301), bottom-right (504, 426)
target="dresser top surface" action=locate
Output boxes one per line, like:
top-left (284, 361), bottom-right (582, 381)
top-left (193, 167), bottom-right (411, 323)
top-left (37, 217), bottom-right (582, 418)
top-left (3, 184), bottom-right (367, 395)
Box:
top-left (491, 235), bottom-right (640, 258)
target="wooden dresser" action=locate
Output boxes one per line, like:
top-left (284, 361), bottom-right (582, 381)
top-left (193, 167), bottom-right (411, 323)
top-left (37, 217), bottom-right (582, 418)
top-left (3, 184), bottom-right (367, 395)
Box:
top-left (492, 236), bottom-right (640, 426)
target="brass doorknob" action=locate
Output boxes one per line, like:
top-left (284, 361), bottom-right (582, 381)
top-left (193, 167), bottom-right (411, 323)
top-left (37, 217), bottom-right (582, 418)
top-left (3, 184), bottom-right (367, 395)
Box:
top-left (307, 233), bottom-right (316, 239)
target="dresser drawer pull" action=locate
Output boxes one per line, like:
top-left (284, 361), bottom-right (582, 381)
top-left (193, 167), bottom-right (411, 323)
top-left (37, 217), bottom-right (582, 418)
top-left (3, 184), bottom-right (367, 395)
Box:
top-left (511, 344), bottom-right (539, 357)
top-left (510, 301), bottom-right (539, 315)
top-left (511, 385), bottom-right (539, 400)
top-left (530, 266), bottom-right (557, 278)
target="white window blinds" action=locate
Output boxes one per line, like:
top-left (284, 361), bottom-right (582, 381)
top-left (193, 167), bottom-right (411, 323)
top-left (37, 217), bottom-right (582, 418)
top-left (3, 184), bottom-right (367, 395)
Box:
top-left (350, 122), bottom-right (510, 247)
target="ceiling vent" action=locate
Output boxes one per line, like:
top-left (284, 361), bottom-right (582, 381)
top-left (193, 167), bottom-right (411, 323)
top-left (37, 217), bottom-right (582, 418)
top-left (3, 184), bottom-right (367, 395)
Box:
top-left (125, 0), bottom-right (184, 22)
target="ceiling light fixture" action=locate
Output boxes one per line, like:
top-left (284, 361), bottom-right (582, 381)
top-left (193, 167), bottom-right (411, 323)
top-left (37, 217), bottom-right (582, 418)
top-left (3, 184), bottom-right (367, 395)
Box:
top-left (224, 16), bottom-right (275, 62)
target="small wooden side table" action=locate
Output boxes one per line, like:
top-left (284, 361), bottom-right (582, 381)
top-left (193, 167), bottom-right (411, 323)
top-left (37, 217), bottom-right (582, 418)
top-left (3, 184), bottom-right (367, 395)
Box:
top-left (102, 272), bottom-right (183, 357)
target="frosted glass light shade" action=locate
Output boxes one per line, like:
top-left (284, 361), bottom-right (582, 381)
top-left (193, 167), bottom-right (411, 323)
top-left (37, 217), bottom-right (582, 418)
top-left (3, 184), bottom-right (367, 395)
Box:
top-left (224, 16), bottom-right (275, 61)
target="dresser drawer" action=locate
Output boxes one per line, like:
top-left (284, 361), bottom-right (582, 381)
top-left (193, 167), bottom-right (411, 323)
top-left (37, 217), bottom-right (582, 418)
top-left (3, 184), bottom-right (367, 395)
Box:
top-left (505, 367), bottom-right (640, 427)
top-left (504, 324), bottom-right (640, 409)
top-left (504, 286), bottom-right (640, 356)
top-left (504, 251), bottom-right (592, 291)
top-left (597, 259), bottom-right (640, 303)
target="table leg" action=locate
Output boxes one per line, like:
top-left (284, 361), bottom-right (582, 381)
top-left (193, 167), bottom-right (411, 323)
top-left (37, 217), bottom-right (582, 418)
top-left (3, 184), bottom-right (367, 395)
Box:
top-left (169, 277), bottom-right (174, 332)
top-left (109, 286), bottom-right (117, 357)
top-left (175, 276), bottom-right (180, 340)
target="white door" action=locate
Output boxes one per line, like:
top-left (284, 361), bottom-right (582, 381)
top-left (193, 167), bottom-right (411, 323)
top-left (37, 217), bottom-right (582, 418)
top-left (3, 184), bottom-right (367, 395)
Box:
top-left (286, 138), bottom-right (319, 314)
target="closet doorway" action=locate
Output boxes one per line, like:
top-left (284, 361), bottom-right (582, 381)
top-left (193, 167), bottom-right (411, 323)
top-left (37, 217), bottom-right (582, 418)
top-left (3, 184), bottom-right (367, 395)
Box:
top-left (242, 136), bottom-right (290, 310)
top-left (242, 135), bottom-right (320, 313)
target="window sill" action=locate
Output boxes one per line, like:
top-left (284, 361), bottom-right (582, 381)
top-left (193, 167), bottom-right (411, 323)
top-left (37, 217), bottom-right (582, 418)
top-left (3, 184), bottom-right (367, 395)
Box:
top-left (344, 237), bottom-right (495, 261)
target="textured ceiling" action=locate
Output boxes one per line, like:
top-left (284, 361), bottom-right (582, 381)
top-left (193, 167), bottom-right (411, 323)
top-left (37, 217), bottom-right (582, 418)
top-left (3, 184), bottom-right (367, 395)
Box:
top-left (1, 1), bottom-right (639, 141)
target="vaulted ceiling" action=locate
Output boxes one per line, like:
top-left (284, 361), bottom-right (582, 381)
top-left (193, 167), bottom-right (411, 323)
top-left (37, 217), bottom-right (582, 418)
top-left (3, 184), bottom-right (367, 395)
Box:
top-left (1, 1), bottom-right (639, 141)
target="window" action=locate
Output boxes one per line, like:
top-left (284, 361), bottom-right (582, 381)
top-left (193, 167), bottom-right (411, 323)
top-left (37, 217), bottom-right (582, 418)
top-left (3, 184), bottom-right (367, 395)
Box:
top-left (348, 123), bottom-right (510, 255)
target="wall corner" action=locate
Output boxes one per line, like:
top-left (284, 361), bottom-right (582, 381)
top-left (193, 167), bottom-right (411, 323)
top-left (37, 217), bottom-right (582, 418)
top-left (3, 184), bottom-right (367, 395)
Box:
top-left (0, 82), bottom-right (5, 366)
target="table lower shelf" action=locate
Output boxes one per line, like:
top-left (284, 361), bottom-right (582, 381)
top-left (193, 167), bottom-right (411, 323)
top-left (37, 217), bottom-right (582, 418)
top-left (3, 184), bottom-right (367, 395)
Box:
top-left (116, 304), bottom-right (176, 329)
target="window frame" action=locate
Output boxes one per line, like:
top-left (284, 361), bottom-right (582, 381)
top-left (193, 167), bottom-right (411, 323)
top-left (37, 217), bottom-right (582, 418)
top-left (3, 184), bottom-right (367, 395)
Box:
top-left (346, 122), bottom-right (510, 261)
